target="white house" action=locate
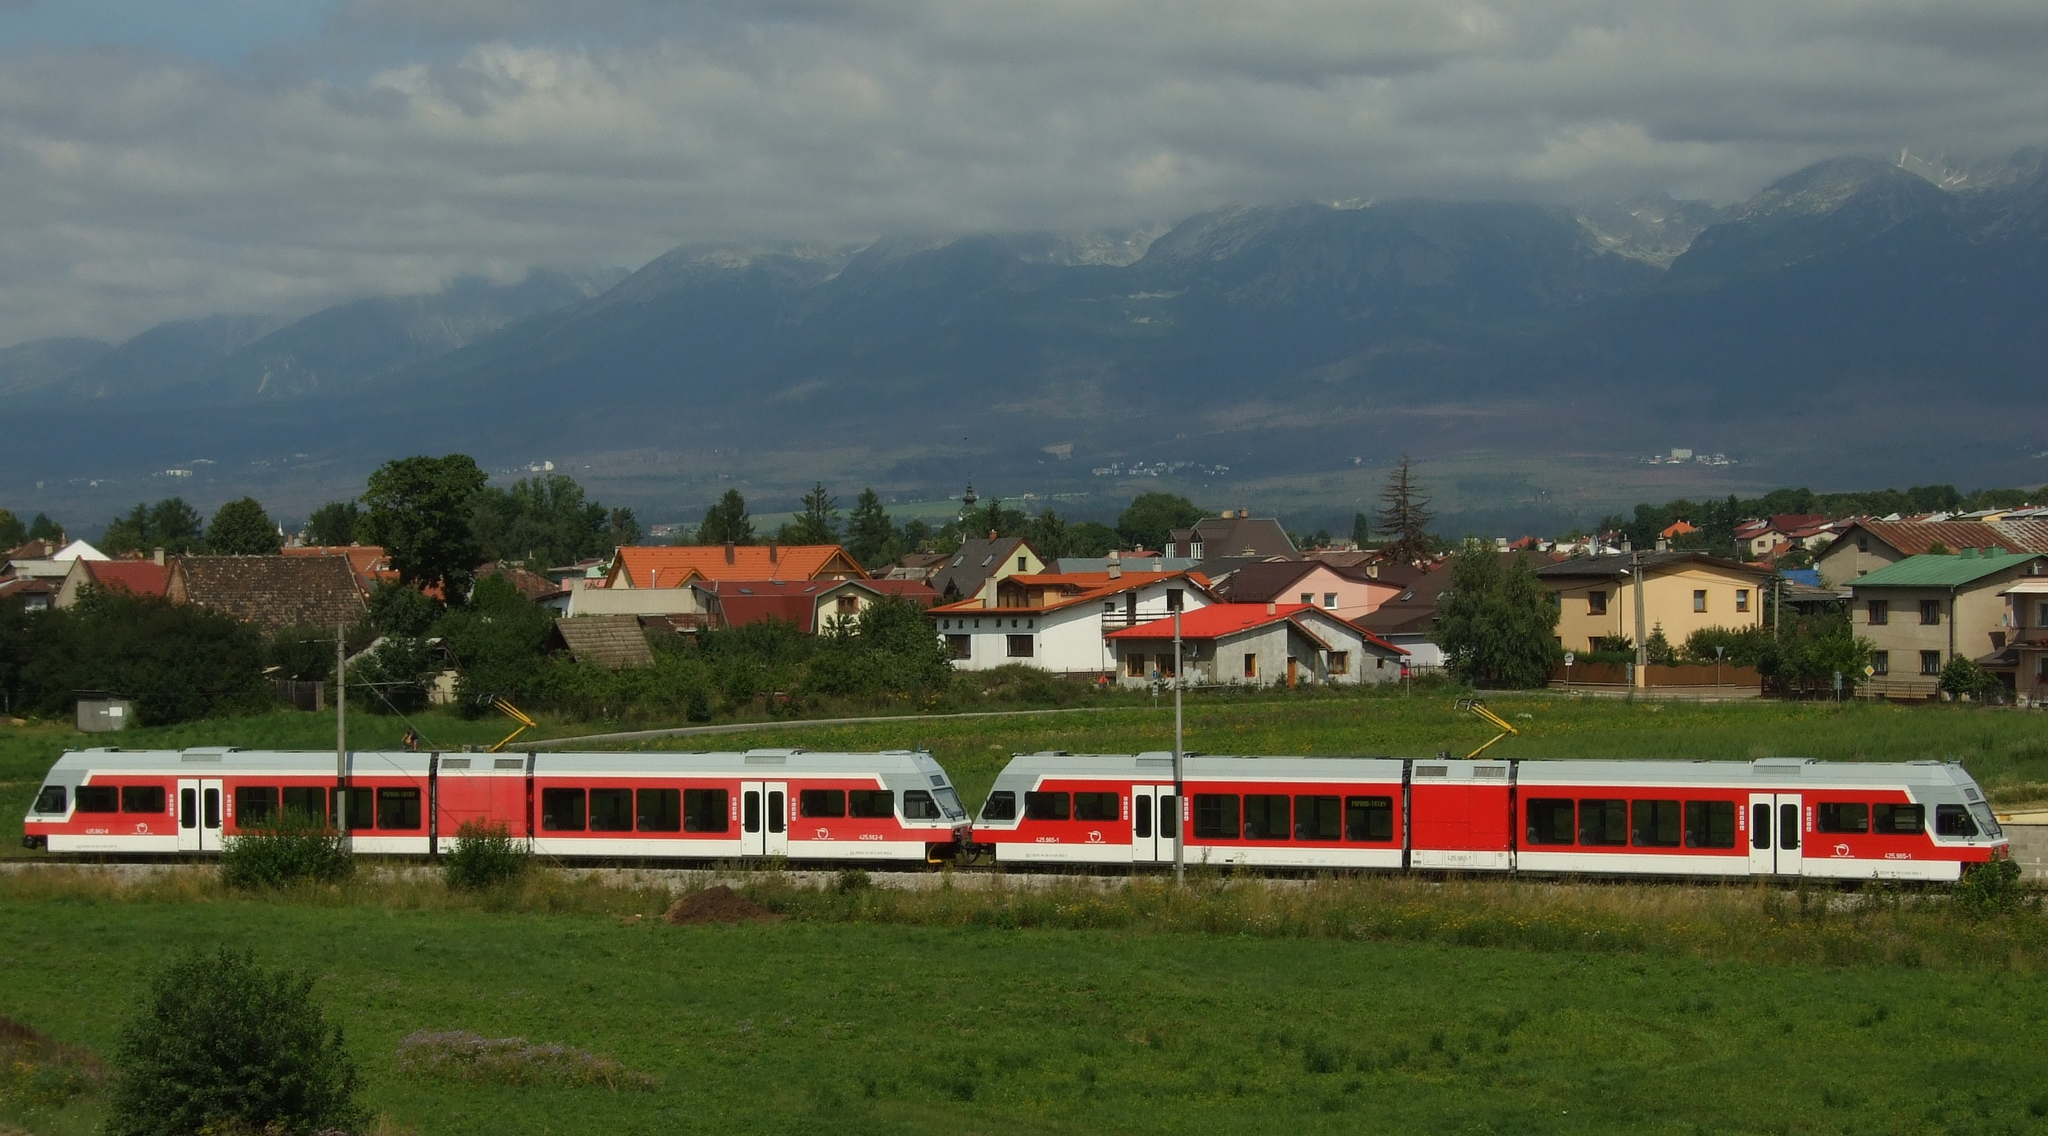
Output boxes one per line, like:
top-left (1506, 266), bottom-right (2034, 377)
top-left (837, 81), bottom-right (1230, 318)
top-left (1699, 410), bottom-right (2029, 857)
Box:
top-left (928, 570), bottom-right (1213, 676)
top-left (1105, 603), bottom-right (1408, 688)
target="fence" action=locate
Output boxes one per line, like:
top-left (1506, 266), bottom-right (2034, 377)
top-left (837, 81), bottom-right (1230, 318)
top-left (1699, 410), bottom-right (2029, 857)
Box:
top-left (1549, 662), bottom-right (1761, 690)
top-left (271, 679), bottom-right (326, 712)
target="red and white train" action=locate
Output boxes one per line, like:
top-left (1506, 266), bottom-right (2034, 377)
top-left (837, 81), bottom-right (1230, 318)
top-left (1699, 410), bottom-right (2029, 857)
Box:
top-left (969, 753), bottom-right (2009, 881)
top-left (21, 747), bottom-right (972, 862)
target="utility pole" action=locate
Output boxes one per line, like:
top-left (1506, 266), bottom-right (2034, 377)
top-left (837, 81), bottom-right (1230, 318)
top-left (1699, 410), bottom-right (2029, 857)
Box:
top-left (334, 623), bottom-right (347, 834)
top-left (1173, 606), bottom-right (1185, 887)
top-left (1631, 551), bottom-right (1648, 689)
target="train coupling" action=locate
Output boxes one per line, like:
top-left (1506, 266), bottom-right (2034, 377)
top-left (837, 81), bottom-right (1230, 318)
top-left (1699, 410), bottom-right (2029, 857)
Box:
top-left (21, 835), bottom-right (46, 850)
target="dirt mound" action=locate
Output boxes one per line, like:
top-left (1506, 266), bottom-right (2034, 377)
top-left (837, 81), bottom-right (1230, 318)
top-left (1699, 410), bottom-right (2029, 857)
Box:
top-left (663, 885), bottom-right (783, 925)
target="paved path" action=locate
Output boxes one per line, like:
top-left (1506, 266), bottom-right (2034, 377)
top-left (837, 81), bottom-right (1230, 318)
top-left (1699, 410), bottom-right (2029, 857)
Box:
top-left (527, 705), bottom-right (1106, 749)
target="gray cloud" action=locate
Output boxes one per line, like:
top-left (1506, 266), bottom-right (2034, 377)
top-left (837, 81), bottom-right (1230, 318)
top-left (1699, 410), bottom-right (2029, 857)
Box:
top-left (3, 0), bottom-right (2048, 344)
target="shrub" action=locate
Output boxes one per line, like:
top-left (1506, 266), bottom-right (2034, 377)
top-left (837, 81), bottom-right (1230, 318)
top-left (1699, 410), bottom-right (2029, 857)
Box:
top-left (1953, 858), bottom-right (2026, 919)
top-left (1939, 657), bottom-right (2001, 701)
top-left (106, 948), bottom-right (368, 1136)
top-left (395, 1030), bottom-right (655, 1091)
top-left (220, 811), bottom-right (353, 890)
top-left (443, 820), bottom-right (529, 890)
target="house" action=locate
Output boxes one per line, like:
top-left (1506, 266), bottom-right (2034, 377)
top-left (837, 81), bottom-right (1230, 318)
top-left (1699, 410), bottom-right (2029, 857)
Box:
top-left (0, 538), bottom-right (109, 589)
top-left (166, 555), bottom-right (368, 633)
top-left (549, 615), bottom-right (655, 670)
top-left (1845, 551), bottom-right (2048, 699)
top-left (1660, 520), bottom-right (1699, 541)
top-left (1997, 577), bottom-right (2048, 707)
top-left (574, 543), bottom-right (867, 618)
top-left (880, 552), bottom-right (948, 584)
top-left (1207, 559), bottom-right (1404, 621)
top-left (812, 579), bottom-right (939, 632)
top-left (282, 546), bottom-right (397, 595)
top-left (692, 578), bottom-right (938, 634)
top-left (1165, 511), bottom-right (1298, 561)
top-left (1814, 519), bottom-right (2048, 586)
top-left (1104, 603), bottom-right (1406, 688)
top-left (1537, 552), bottom-right (1770, 655)
top-left (930, 537), bottom-right (1045, 604)
top-left (928, 570), bottom-right (1213, 676)
top-left (54, 556), bottom-right (172, 608)
top-left (1731, 516), bottom-right (1838, 559)
top-left (0, 576), bottom-right (56, 612)
top-left (1351, 559), bottom-right (1460, 672)
top-left (1052, 552), bottom-right (1198, 575)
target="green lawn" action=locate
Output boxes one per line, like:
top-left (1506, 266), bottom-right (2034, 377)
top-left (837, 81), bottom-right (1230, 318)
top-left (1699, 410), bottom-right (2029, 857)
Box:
top-left (2, 886), bottom-right (2045, 1136)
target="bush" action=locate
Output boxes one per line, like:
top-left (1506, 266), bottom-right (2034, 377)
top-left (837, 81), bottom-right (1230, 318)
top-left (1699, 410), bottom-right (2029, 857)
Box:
top-left (106, 949), bottom-right (368, 1136)
top-left (443, 820), bottom-right (529, 890)
top-left (396, 1030), bottom-right (654, 1091)
top-left (1939, 657), bottom-right (2001, 701)
top-left (219, 811), bottom-right (353, 890)
top-left (1953, 858), bottom-right (2026, 919)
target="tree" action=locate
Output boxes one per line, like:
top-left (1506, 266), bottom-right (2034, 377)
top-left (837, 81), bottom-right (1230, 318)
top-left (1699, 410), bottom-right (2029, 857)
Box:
top-left (785, 482), bottom-right (841, 544)
top-left (697, 489), bottom-right (754, 545)
top-left (469, 474), bottom-right (611, 568)
top-left (1351, 511), bottom-right (1371, 548)
top-left (0, 508), bottom-right (25, 548)
top-left (26, 512), bottom-right (62, 542)
top-left (1432, 542), bottom-right (1561, 688)
top-left (1026, 510), bottom-right (1070, 560)
top-left (603, 506), bottom-right (641, 550)
top-left (1116, 492), bottom-right (1202, 551)
top-left (1375, 455), bottom-right (1434, 564)
top-left (305, 501), bottom-right (361, 546)
top-left (845, 489), bottom-right (901, 569)
top-left (0, 590), bottom-right (270, 725)
top-left (435, 572), bottom-right (554, 705)
top-left (362, 454), bottom-right (489, 596)
top-left (1065, 521), bottom-right (1121, 558)
top-left (103, 498), bottom-right (205, 555)
top-left (206, 497), bottom-right (282, 555)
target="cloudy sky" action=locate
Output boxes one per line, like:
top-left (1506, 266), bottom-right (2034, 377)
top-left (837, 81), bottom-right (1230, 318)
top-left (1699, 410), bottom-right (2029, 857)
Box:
top-left (2, 0), bottom-right (2045, 345)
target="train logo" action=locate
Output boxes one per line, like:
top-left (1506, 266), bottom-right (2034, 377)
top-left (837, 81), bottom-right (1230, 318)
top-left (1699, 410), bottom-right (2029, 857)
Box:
top-left (1086, 830), bottom-right (1105, 844)
top-left (814, 827), bottom-right (831, 840)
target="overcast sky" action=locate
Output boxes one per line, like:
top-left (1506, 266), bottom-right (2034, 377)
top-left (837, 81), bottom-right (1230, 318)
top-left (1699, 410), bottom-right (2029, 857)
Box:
top-left (2, 0), bottom-right (2045, 345)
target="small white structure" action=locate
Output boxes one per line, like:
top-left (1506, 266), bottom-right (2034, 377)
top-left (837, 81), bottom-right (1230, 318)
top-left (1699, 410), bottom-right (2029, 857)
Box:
top-left (1105, 603), bottom-right (1407, 688)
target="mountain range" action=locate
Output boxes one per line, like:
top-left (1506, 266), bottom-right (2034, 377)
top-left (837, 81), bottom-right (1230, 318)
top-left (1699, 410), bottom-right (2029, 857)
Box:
top-left (6, 147), bottom-right (2048, 526)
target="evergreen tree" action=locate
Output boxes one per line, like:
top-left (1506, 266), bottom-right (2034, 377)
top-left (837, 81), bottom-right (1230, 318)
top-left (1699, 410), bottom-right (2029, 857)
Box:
top-left (698, 489), bottom-right (754, 545)
top-left (0, 508), bottom-right (25, 548)
top-left (786, 482), bottom-right (842, 544)
top-left (103, 498), bottom-right (205, 555)
top-left (845, 489), bottom-right (901, 569)
top-left (1432, 542), bottom-right (1561, 688)
top-left (1351, 511), bottom-right (1371, 548)
top-left (1026, 510), bottom-right (1070, 560)
top-left (1375, 455), bottom-right (1434, 564)
top-left (304, 501), bottom-right (360, 546)
top-left (604, 507), bottom-right (641, 549)
top-left (206, 498), bottom-right (282, 556)
top-left (26, 512), bottom-right (63, 542)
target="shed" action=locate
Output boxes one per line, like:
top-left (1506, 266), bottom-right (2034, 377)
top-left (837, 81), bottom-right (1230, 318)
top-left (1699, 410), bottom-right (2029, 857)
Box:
top-left (77, 696), bottom-right (137, 732)
top-left (552, 615), bottom-right (655, 670)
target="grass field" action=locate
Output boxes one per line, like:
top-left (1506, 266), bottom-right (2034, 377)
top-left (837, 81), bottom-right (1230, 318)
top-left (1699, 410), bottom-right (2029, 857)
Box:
top-left (2, 871), bottom-right (2046, 1136)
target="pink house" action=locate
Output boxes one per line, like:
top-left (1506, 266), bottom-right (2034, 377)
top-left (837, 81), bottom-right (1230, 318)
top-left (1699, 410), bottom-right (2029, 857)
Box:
top-left (1210, 560), bottom-right (1403, 621)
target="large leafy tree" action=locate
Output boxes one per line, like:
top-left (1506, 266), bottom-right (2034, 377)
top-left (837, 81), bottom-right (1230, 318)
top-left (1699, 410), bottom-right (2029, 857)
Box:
top-left (1375, 455), bottom-right (1434, 564)
top-left (304, 501), bottom-right (361, 546)
top-left (206, 497), bottom-right (282, 555)
top-left (0, 509), bottom-right (25, 548)
top-left (845, 489), bottom-right (901, 569)
top-left (783, 482), bottom-right (841, 544)
top-left (469, 474), bottom-right (613, 568)
top-left (362, 454), bottom-right (488, 595)
top-left (103, 498), bottom-right (206, 555)
top-left (1433, 542), bottom-right (1561, 688)
top-left (697, 489), bottom-right (754, 545)
top-left (1116, 492), bottom-right (1202, 551)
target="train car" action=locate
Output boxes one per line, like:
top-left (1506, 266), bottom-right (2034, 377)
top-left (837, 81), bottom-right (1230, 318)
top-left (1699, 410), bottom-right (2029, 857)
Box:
top-left (970, 753), bottom-right (2008, 880)
top-left (22, 746), bottom-right (971, 863)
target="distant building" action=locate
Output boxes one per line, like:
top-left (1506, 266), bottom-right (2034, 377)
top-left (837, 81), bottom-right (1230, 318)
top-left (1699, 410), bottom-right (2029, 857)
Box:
top-left (1165, 511), bottom-right (1298, 561)
top-left (1537, 552), bottom-right (1770, 656)
top-left (1105, 603), bottom-right (1406, 688)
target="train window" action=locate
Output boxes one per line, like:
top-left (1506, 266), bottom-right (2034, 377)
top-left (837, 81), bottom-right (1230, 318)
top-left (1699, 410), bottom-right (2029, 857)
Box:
top-left (801, 789), bottom-right (847, 818)
top-left (347, 788), bottom-right (374, 831)
top-left (1816, 802), bottom-right (1870, 834)
top-left (743, 791), bottom-right (760, 834)
top-left (848, 790), bottom-right (893, 819)
top-left (541, 788), bottom-right (587, 832)
top-left (1577, 799), bottom-right (1627, 846)
top-left (282, 787), bottom-right (329, 822)
top-left (684, 789), bottom-right (731, 832)
top-left (589, 789), bottom-right (633, 832)
top-left (1778, 803), bottom-right (1799, 850)
top-left (1244, 795), bottom-right (1290, 841)
top-left (236, 786), bottom-right (278, 827)
top-left (934, 787), bottom-right (966, 819)
top-left (122, 785), bottom-right (167, 814)
top-left (33, 786), bottom-right (66, 814)
top-left (1024, 791), bottom-right (1071, 821)
top-left (204, 789), bottom-right (221, 830)
top-left (1193, 794), bottom-right (1239, 840)
top-left (769, 791), bottom-right (785, 834)
top-left (1161, 795), bottom-right (1178, 839)
top-left (1934, 804), bottom-right (1978, 838)
top-left (377, 787), bottom-right (421, 830)
top-left (1344, 796), bottom-right (1394, 842)
top-left (904, 790), bottom-right (943, 820)
top-left (637, 788), bottom-right (682, 832)
top-left (1074, 792), bottom-right (1119, 822)
top-left (1525, 799), bottom-right (1575, 845)
top-left (1294, 796), bottom-right (1341, 841)
top-left (1684, 801), bottom-right (1736, 849)
top-left (1134, 795), bottom-right (1152, 838)
top-left (1873, 803), bottom-right (1924, 835)
top-left (1630, 800), bottom-right (1681, 848)
top-left (1751, 804), bottom-right (1770, 849)
top-left (75, 786), bottom-right (120, 813)
top-left (979, 792), bottom-right (1016, 821)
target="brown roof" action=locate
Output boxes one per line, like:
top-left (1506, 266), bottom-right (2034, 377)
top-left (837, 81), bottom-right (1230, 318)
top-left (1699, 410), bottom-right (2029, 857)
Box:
top-left (82, 560), bottom-right (171, 596)
top-left (1844, 519), bottom-right (2027, 557)
top-left (479, 563), bottom-right (564, 601)
top-left (1210, 559), bottom-right (1320, 602)
top-left (552, 615), bottom-right (654, 669)
top-left (931, 537), bottom-right (1038, 599)
top-left (168, 555), bottom-right (368, 633)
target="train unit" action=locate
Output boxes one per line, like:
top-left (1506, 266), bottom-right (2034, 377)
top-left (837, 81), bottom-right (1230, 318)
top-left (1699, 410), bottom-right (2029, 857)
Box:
top-left (970, 752), bottom-right (2009, 881)
top-left (21, 747), bottom-right (972, 863)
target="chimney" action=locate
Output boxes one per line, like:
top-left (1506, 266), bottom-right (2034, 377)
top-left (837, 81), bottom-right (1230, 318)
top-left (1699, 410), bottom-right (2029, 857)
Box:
top-left (1655, 538), bottom-right (1669, 553)
top-left (152, 547), bottom-right (165, 567)
top-left (769, 541), bottom-right (778, 564)
top-left (1107, 555), bottom-right (1122, 580)
top-left (1620, 537), bottom-right (1633, 553)
top-left (1266, 601), bottom-right (1277, 615)
top-left (724, 541), bottom-right (736, 564)
top-left (1220, 509), bottom-right (1233, 519)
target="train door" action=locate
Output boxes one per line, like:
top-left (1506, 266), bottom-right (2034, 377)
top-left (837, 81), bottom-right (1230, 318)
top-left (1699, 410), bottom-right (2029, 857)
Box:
top-left (741, 782), bottom-right (765, 856)
top-left (763, 782), bottom-right (788, 857)
top-left (1130, 785), bottom-right (1178, 864)
top-left (1747, 792), bottom-right (1803, 875)
top-left (177, 778), bottom-right (224, 852)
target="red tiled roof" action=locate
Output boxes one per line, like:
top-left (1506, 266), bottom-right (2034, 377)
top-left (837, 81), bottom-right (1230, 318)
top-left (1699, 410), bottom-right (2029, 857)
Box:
top-left (83, 560), bottom-right (170, 596)
top-left (929, 571), bottom-right (1204, 617)
top-left (1106, 602), bottom-right (1408, 654)
top-left (612, 545), bottom-right (865, 587)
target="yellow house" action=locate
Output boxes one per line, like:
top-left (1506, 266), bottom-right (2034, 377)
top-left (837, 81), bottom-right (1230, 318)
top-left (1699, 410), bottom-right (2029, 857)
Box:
top-left (1537, 552), bottom-right (1771, 656)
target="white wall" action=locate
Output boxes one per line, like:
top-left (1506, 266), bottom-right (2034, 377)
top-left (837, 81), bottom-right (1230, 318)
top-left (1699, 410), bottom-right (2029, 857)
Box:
top-left (934, 579), bottom-right (1211, 675)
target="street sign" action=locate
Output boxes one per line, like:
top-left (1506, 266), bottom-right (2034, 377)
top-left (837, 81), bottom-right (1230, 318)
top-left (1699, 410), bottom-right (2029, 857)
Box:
top-left (1563, 652), bottom-right (1576, 666)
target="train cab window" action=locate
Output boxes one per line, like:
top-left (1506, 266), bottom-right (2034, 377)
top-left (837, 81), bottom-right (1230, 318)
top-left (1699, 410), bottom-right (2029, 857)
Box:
top-left (801, 789), bottom-right (848, 818)
top-left (377, 787), bottom-right (421, 830)
top-left (847, 790), bottom-right (893, 819)
top-left (1816, 802), bottom-right (1869, 834)
top-left (684, 789), bottom-right (731, 832)
top-left (978, 790), bottom-right (1017, 821)
top-left (1873, 803), bottom-right (1924, 835)
top-left (1073, 792), bottom-right (1119, 822)
top-left (637, 789), bottom-right (682, 832)
top-left (1934, 804), bottom-right (1979, 838)
top-left (1193, 794), bottom-right (1239, 840)
top-left (1525, 799), bottom-right (1575, 845)
top-left (1684, 801), bottom-right (1736, 849)
top-left (589, 789), bottom-right (633, 832)
top-left (903, 790), bottom-right (943, 820)
top-left (75, 785), bottom-right (120, 813)
top-left (33, 786), bottom-right (66, 814)
top-left (347, 788), bottom-right (374, 831)
top-left (934, 787), bottom-right (966, 820)
top-left (236, 786), bottom-right (278, 827)
top-left (542, 788), bottom-right (587, 831)
top-left (1344, 796), bottom-right (1394, 842)
top-left (1024, 792), bottom-right (1071, 821)
top-left (1244, 795), bottom-right (1290, 841)
top-left (1294, 795), bottom-right (1341, 841)
top-left (1630, 800), bottom-right (1681, 848)
top-left (1578, 799), bottom-right (1628, 846)
top-left (281, 787), bottom-right (328, 822)
top-left (122, 785), bottom-right (167, 814)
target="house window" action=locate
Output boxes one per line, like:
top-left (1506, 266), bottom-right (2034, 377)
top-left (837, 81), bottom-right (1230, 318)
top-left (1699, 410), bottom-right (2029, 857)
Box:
top-left (1871, 651), bottom-right (1889, 676)
top-left (1323, 592), bottom-right (1338, 609)
top-left (1735, 589), bottom-right (1750, 613)
top-left (1006, 635), bottom-right (1034, 658)
top-left (1920, 600), bottom-right (1941, 626)
top-left (2037, 656), bottom-right (2048, 681)
top-left (1017, 556), bottom-right (1027, 571)
top-left (1857, 537), bottom-right (1869, 552)
top-left (1126, 652), bottom-right (1145, 678)
top-left (1587, 591), bottom-right (1607, 615)
top-left (1243, 653), bottom-right (1258, 679)
top-left (1166, 588), bottom-right (1184, 612)
top-left (2038, 601), bottom-right (2048, 629)
top-left (946, 635), bottom-right (971, 659)
top-left (1693, 589), bottom-right (1707, 613)
top-left (1867, 600), bottom-right (1888, 625)
top-left (1156, 652), bottom-right (1176, 678)
top-left (1299, 592), bottom-right (1314, 605)
top-left (1920, 650), bottom-right (1942, 676)
top-left (835, 595), bottom-right (859, 615)
top-left (1328, 651), bottom-right (1348, 675)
